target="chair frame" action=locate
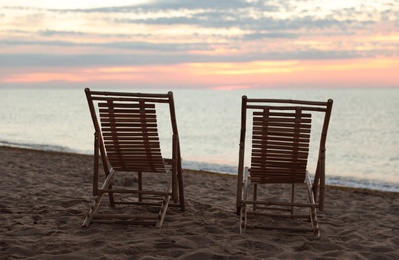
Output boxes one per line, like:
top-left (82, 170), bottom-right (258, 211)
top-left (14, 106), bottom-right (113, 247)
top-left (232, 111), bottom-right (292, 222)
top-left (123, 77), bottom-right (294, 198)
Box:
top-left (82, 88), bottom-right (185, 227)
top-left (236, 96), bottom-right (333, 236)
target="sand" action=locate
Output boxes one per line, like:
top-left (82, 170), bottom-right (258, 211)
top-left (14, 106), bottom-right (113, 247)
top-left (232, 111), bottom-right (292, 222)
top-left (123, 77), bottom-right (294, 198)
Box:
top-left (0, 146), bottom-right (398, 259)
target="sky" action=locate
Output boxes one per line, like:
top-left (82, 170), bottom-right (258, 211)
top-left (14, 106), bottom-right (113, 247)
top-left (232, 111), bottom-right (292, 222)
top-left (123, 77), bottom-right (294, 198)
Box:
top-left (1, 0), bottom-right (399, 89)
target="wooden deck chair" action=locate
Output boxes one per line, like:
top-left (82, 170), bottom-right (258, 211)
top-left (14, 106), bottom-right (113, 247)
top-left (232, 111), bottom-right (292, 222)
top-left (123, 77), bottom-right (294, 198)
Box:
top-left (82, 88), bottom-right (185, 228)
top-left (236, 97), bottom-right (333, 237)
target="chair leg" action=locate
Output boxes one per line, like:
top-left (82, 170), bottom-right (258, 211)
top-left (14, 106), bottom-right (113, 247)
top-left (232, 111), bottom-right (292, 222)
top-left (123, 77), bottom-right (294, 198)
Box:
top-left (253, 184), bottom-right (257, 211)
top-left (103, 166), bottom-right (115, 207)
top-left (138, 172), bottom-right (143, 202)
top-left (240, 202), bottom-right (247, 234)
top-left (82, 191), bottom-right (106, 227)
top-left (172, 169), bottom-right (178, 203)
top-left (171, 136), bottom-right (179, 203)
top-left (309, 206), bottom-right (320, 237)
top-left (240, 167), bottom-right (250, 234)
top-left (178, 168), bottom-right (185, 211)
top-left (305, 171), bottom-right (320, 237)
top-left (83, 169), bottom-right (116, 227)
top-left (107, 184), bottom-right (116, 207)
top-left (156, 186), bottom-right (171, 228)
top-left (291, 183), bottom-right (296, 216)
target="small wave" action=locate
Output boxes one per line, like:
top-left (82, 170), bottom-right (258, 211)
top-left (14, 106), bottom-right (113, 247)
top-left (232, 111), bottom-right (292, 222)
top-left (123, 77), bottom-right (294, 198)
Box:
top-left (183, 160), bottom-right (399, 193)
top-left (0, 140), bottom-right (78, 154)
top-left (183, 161), bottom-right (236, 174)
top-left (325, 176), bottom-right (399, 193)
top-left (1, 141), bottom-right (398, 193)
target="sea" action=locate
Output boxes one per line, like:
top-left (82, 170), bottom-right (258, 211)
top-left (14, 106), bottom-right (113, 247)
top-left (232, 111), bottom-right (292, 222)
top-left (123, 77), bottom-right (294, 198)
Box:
top-left (1, 87), bottom-right (398, 192)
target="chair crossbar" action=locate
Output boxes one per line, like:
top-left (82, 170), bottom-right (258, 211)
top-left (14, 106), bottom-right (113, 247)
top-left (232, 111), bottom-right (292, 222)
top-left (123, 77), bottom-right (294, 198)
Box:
top-left (245, 98), bottom-right (331, 106)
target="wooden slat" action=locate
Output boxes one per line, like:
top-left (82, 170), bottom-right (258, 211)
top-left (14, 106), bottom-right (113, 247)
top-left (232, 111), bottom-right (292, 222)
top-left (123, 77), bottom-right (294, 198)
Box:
top-left (252, 151), bottom-right (308, 157)
top-left (111, 160), bottom-right (165, 164)
top-left (99, 109), bottom-right (156, 114)
top-left (103, 136), bottom-right (159, 141)
top-left (246, 98), bottom-right (328, 106)
top-left (111, 165), bottom-right (165, 170)
top-left (106, 146), bottom-right (162, 150)
top-left (105, 141), bottom-right (161, 146)
top-left (251, 168), bottom-right (307, 174)
top-left (106, 149), bottom-right (162, 154)
top-left (98, 102), bottom-right (155, 108)
top-left (252, 156), bottom-right (308, 163)
top-left (252, 149), bottom-right (306, 155)
top-left (252, 120), bottom-right (312, 129)
top-left (253, 117), bottom-right (312, 124)
top-left (252, 126), bottom-right (311, 134)
top-left (250, 174), bottom-right (305, 179)
top-left (251, 162), bottom-right (307, 167)
top-left (101, 118), bottom-right (157, 123)
top-left (247, 104), bottom-right (326, 112)
top-left (89, 90), bottom-right (169, 99)
top-left (251, 160), bottom-right (307, 167)
top-left (105, 142), bottom-right (161, 146)
top-left (108, 157), bottom-right (164, 162)
top-left (253, 111), bottom-right (312, 117)
top-left (108, 161), bottom-right (164, 166)
top-left (102, 132), bottom-right (158, 137)
top-left (100, 114), bottom-right (156, 119)
top-left (113, 167), bottom-right (165, 172)
top-left (251, 146), bottom-right (309, 152)
top-left (250, 107), bottom-right (311, 184)
top-left (110, 163), bottom-right (164, 168)
top-left (252, 144), bottom-right (310, 151)
top-left (105, 144), bottom-right (160, 148)
top-left (101, 120), bottom-right (158, 126)
top-left (252, 130), bottom-right (310, 139)
top-left (251, 162), bottom-right (307, 168)
top-left (250, 179), bottom-right (304, 184)
top-left (107, 154), bottom-right (164, 159)
top-left (101, 127), bottom-right (158, 133)
top-left (110, 161), bottom-right (165, 167)
top-left (250, 170), bottom-right (307, 176)
top-left (96, 99), bottom-right (167, 173)
top-left (252, 139), bottom-right (310, 147)
top-left (250, 173), bottom-right (305, 178)
top-left (100, 118), bottom-right (156, 124)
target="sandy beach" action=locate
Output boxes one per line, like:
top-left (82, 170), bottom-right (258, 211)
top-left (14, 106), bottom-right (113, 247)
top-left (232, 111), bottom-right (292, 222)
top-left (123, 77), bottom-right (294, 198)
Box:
top-left (0, 146), bottom-right (398, 259)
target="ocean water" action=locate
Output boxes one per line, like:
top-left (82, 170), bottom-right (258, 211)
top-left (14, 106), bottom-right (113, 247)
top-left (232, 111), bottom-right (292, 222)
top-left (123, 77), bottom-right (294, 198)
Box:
top-left (1, 87), bottom-right (398, 192)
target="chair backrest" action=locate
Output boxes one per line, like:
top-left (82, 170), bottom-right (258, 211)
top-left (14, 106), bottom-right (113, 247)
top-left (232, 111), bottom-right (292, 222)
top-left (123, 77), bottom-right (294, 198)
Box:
top-left (250, 106), bottom-right (312, 184)
top-left (237, 97), bottom-right (333, 209)
top-left (85, 89), bottom-right (179, 174)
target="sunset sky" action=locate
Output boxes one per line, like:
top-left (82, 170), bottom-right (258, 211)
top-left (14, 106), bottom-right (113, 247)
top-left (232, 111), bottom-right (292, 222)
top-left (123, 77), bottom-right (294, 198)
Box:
top-left (1, 0), bottom-right (398, 89)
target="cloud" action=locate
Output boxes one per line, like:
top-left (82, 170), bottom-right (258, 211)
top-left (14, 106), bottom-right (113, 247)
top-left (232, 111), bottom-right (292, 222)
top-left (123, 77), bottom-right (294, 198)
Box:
top-left (0, 49), bottom-right (374, 68)
top-left (38, 30), bottom-right (84, 37)
top-left (1, 0), bottom-right (398, 81)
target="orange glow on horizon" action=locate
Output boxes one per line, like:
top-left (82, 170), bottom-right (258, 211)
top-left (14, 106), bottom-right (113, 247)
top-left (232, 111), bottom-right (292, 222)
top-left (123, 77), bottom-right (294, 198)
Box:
top-left (2, 58), bottom-right (399, 88)
top-left (213, 85), bottom-right (253, 90)
top-left (4, 73), bottom-right (88, 83)
top-left (188, 60), bottom-right (301, 75)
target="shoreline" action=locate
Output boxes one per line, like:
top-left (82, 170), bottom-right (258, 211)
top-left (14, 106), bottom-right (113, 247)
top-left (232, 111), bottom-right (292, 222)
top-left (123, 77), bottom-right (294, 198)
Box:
top-left (1, 145), bottom-right (398, 259)
top-left (1, 145), bottom-right (398, 195)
